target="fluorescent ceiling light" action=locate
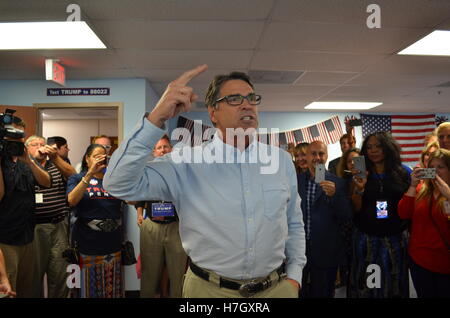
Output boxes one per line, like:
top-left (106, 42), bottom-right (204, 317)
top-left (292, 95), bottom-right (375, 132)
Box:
top-left (0, 21), bottom-right (106, 50)
top-left (398, 30), bottom-right (450, 56)
top-left (305, 102), bottom-right (382, 110)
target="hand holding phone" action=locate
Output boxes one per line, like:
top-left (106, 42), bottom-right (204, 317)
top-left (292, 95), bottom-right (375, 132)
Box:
top-left (315, 163), bottom-right (326, 183)
top-left (353, 156), bottom-right (367, 179)
top-left (418, 168), bottom-right (436, 179)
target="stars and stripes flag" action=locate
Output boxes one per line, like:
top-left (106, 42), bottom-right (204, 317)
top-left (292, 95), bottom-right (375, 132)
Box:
top-left (177, 115), bottom-right (345, 147)
top-left (191, 120), bottom-right (204, 146)
top-left (361, 114), bottom-right (436, 166)
top-left (286, 116), bottom-right (343, 145)
top-left (324, 116), bottom-right (344, 144)
top-left (176, 116), bottom-right (215, 146)
top-left (176, 116), bottom-right (194, 145)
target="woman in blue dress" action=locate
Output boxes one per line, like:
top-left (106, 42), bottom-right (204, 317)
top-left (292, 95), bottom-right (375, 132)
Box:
top-left (67, 144), bottom-right (124, 298)
top-left (349, 132), bottom-right (411, 298)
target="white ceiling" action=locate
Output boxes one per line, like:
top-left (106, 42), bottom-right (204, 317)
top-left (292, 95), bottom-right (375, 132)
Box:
top-left (1, 0), bottom-right (450, 113)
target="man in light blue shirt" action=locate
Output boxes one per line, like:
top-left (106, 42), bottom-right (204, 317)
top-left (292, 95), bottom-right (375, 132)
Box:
top-left (104, 65), bottom-right (306, 298)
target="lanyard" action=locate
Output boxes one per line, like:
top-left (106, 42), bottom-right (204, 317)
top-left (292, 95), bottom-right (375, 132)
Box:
top-left (373, 173), bottom-right (384, 195)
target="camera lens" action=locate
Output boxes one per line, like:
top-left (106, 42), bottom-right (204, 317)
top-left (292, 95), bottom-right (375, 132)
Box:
top-left (3, 114), bottom-right (12, 125)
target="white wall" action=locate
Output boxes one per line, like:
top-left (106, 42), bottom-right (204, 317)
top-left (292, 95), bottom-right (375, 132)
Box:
top-left (42, 118), bottom-right (118, 169)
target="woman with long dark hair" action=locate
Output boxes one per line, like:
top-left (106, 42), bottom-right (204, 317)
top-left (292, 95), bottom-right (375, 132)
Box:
top-left (348, 132), bottom-right (411, 298)
top-left (66, 144), bottom-right (124, 298)
top-left (336, 148), bottom-right (361, 180)
top-left (335, 147), bottom-right (360, 292)
top-left (398, 149), bottom-right (450, 297)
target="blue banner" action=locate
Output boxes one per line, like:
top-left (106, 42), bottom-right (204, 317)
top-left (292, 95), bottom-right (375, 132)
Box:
top-left (47, 88), bottom-right (110, 96)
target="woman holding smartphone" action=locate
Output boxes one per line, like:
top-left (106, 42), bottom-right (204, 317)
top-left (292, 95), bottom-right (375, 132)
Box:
top-left (335, 148), bottom-right (361, 291)
top-left (349, 132), bottom-right (411, 298)
top-left (398, 149), bottom-right (450, 297)
top-left (67, 144), bottom-right (124, 298)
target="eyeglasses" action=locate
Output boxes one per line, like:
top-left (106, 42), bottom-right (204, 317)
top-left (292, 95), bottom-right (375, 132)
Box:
top-left (215, 93), bottom-right (262, 106)
top-left (103, 145), bottom-right (112, 150)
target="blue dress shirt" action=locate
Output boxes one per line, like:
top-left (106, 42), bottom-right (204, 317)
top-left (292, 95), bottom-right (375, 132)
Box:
top-left (104, 116), bottom-right (306, 283)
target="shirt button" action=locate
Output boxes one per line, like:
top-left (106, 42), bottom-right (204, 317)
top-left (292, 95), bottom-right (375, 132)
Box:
top-left (248, 218), bottom-right (252, 222)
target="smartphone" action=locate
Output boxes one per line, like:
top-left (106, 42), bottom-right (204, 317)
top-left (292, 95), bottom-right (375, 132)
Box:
top-left (104, 156), bottom-right (110, 166)
top-left (315, 163), bottom-right (326, 183)
top-left (443, 201), bottom-right (450, 217)
top-left (353, 156), bottom-right (367, 178)
top-left (376, 200), bottom-right (389, 219)
top-left (418, 168), bottom-right (436, 179)
top-left (349, 119), bottom-right (362, 127)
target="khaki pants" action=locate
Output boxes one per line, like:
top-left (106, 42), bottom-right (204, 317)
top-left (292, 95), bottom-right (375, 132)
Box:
top-left (32, 222), bottom-right (69, 298)
top-left (0, 242), bottom-right (35, 298)
top-left (140, 218), bottom-right (187, 298)
top-left (182, 267), bottom-right (299, 298)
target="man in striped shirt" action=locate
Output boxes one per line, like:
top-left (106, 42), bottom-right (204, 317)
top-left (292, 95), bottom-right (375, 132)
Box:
top-left (26, 135), bottom-right (76, 298)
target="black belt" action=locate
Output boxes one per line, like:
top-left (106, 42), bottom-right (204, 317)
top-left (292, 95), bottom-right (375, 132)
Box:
top-left (189, 262), bottom-right (286, 297)
top-left (150, 218), bottom-right (177, 224)
top-left (35, 214), bottom-right (67, 224)
top-left (80, 218), bottom-right (121, 232)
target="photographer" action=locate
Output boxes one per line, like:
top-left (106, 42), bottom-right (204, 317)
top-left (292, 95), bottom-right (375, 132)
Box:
top-left (398, 149), bottom-right (450, 298)
top-left (26, 136), bottom-right (76, 298)
top-left (0, 114), bottom-right (51, 298)
top-left (66, 144), bottom-right (124, 298)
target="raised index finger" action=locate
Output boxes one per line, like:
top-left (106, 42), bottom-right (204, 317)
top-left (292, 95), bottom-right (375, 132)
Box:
top-left (173, 64), bottom-right (208, 86)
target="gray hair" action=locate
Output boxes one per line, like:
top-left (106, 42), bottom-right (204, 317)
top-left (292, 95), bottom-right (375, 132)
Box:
top-left (25, 135), bottom-right (46, 147)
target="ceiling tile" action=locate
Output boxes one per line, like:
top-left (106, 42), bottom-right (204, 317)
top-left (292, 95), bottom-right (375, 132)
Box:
top-left (347, 72), bottom-right (450, 88)
top-left (78, 0), bottom-right (274, 21)
top-left (95, 21), bottom-right (264, 50)
top-left (364, 55), bottom-right (450, 75)
top-left (135, 68), bottom-right (247, 84)
top-left (256, 84), bottom-right (335, 97)
top-left (294, 71), bottom-right (359, 85)
top-left (271, 0), bottom-right (450, 28)
top-left (251, 51), bottom-right (386, 72)
top-left (117, 49), bottom-right (253, 70)
top-left (259, 21), bottom-right (429, 54)
top-left (0, 0), bottom-right (69, 21)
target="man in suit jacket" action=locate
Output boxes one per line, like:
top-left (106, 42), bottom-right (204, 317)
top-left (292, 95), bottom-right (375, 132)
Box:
top-left (298, 141), bottom-right (352, 298)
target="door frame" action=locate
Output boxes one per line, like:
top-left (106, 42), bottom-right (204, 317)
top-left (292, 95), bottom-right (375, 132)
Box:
top-left (33, 102), bottom-right (124, 143)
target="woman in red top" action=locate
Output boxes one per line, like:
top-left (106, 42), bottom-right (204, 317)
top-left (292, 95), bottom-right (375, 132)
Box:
top-left (398, 149), bottom-right (450, 298)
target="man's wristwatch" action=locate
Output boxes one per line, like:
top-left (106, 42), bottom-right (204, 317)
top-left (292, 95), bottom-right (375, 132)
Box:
top-left (354, 188), bottom-right (365, 196)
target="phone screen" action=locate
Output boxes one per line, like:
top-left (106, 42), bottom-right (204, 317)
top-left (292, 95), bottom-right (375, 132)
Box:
top-left (353, 156), bottom-right (366, 178)
top-left (376, 200), bottom-right (389, 219)
top-left (418, 168), bottom-right (436, 179)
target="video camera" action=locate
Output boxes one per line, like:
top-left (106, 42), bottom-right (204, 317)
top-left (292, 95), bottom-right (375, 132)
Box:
top-left (0, 109), bottom-right (26, 157)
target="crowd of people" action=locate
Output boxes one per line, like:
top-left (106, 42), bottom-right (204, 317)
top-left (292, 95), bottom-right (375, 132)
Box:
top-left (288, 123), bottom-right (450, 298)
top-left (0, 66), bottom-right (449, 298)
